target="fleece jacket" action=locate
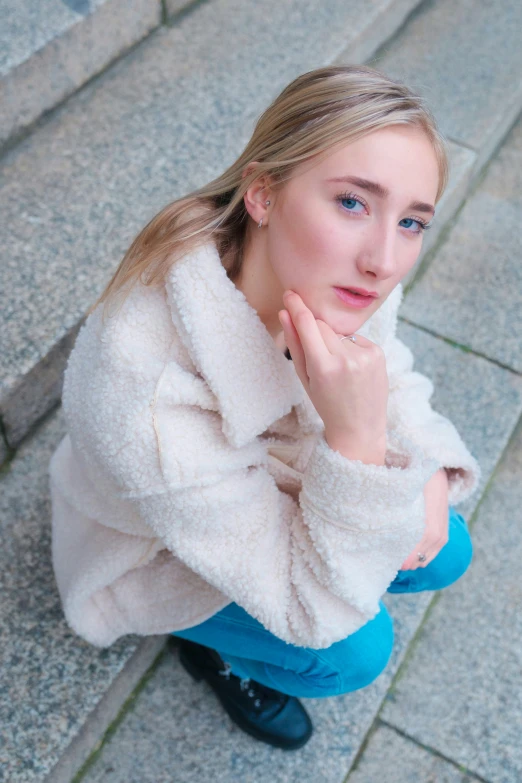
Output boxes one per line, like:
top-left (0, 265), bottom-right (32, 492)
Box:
top-left (48, 241), bottom-right (481, 649)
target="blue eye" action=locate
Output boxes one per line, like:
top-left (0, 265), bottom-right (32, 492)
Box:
top-left (399, 217), bottom-right (427, 233)
top-left (336, 191), bottom-right (432, 235)
top-left (339, 196), bottom-right (366, 213)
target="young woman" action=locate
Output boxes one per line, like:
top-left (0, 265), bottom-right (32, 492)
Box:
top-left (49, 65), bottom-right (481, 751)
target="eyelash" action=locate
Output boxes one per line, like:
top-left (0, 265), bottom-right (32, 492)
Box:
top-left (335, 191), bottom-right (432, 234)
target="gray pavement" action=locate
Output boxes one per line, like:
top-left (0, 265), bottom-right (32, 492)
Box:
top-left (0, 0), bottom-right (161, 148)
top-left (379, 414), bottom-right (522, 783)
top-left (0, 407), bottom-right (165, 783)
top-left (349, 723), bottom-right (483, 783)
top-left (401, 116), bottom-right (522, 373)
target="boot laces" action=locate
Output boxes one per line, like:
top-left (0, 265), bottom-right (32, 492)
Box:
top-left (218, 662), bottom-right (282, 711)
top-left (217, 661), bottom-right (233, 680)
top-left (239, 677), bottom-right (263, 709)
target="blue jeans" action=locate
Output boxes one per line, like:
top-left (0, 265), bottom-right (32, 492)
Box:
top-left (171, 506), bottom-right (472, 698)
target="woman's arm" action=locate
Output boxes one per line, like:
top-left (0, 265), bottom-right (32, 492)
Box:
top-left (400, 466), bottom-right (449, 570)
top-left (142, 365), bottom-right (440, 650)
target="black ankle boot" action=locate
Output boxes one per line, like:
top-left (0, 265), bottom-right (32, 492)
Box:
top-left (170, 637), bottom-right (313, 750)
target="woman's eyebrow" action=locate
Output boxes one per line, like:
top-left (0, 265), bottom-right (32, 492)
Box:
top-left (327, 175), bottom-right (435, 216)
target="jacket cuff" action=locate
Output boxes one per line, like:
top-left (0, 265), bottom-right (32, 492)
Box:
top-left (300, 428), bottom-right (440, 531)
top-left (419, 442), bottom-right (481, 506)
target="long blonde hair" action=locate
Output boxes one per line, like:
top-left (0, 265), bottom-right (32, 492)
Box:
top-left (88, 64), bottom-right (449, 321)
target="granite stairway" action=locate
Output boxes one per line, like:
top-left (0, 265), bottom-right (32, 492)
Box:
top-left (1, 0), bottom-right (521, 781)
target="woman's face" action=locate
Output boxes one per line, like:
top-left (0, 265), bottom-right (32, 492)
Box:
top-left (264, 125), bottom-right (440, 337)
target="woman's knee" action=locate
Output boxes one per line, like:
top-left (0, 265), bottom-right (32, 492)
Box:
top-left (345, 603), bottom-right (394, 689)
top-left (265, 603), bottom-right (395, 699)
top-left (324, 602), bottom-right (395, 694)
top-left (222, 604), bottom-right (395, 699)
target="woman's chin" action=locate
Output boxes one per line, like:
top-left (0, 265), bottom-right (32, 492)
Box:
top-left (323, 312), bottom-right (367, 336)
top-left (312, 297), bottom-right (374, 337)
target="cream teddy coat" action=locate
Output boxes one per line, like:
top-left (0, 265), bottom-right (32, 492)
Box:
top-left (48, 241), bottom-right (481, 650)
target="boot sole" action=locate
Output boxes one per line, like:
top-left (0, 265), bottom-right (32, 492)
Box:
top-left (178, 646), bottom-right (313, 751)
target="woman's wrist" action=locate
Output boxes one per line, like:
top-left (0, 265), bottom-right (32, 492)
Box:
top-left (325, 431), bottom-right (387, 466)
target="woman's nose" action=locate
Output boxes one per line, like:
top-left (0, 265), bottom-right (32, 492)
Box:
top-left (358, 227), bottom-right (397, 280)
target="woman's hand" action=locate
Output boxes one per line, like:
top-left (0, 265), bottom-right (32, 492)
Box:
top-left (400, 467), bottom-right (450, 570)
top-left (278, 290), bottom-right (389, 447)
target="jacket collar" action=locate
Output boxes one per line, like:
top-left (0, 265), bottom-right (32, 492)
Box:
top-left (164, 241), bottom-right (401, 449)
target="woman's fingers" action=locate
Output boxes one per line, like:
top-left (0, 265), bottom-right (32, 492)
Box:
top-left (278, 289), bottom-right (380, 408)
top-left (401, 536), bottom-right (437, 570)
top-left (279, 289), bottom-right (390, 444)
top-left (314, 315), bottom-right (380, 355)
top-left (283, 291), bottom-right (379, 356)
top-left (278, 309), bottom-right (307, 383)
top-left (281, 292), bottom-right (332, 370)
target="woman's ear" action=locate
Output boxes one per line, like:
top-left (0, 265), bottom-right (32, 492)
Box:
top-left (242, 162), bottom-right (273, 225)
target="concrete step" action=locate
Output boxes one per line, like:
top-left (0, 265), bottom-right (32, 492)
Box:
top-left (0, 407), bottom-right (166, 783)
top-left (1, 2), bottom-right (521, 777)
top-left (378, 418), bottom-right (522, 783)
top-left (401, 112), bottom-right (522, 374)
top-left (0, 0), bottom-right (162, 152)
top-left (0, 0), bottom-right (426, 464)
top-left (346, 723), bottom-right (487, 782)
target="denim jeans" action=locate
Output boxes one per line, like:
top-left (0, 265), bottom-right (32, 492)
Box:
top-left (171, 506), bottom-right (472, 698)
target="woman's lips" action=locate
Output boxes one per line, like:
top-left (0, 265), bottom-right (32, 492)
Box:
top-left (333, 286), bottom-right (376, 309)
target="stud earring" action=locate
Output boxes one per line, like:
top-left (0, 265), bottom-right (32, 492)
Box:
top-left (265, 200), bottom-right (271, 205)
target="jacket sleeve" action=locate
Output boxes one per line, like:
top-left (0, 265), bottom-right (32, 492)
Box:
top-left (138, 366), bottom-right (441, 649)
top-left (384, 332), bottom-right (481, 507)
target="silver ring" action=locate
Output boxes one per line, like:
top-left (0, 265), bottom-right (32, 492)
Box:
top-left (417, 553), bottom-right (427, 562)
top-left (339, 335), bottom-right (356, 343)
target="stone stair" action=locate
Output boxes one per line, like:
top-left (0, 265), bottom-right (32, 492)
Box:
top-left (0, 0), bottom-right (164, 153)
top-left (1, 0), bottom-right (521, 780)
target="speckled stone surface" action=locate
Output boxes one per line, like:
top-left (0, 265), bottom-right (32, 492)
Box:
top-left (0, 406), bottom-right (166, 783)
top-left (3, 320), bottom-right (83, 447)
top-left (67, 323), bottom-right (521, 782)
top-left (400, 115), bottom-right (522, 373)
top-left (368, 0), bottom-right (522, 160)
top-left (0, 434), bottom-right (8, 467)
top-left (347, 724), bottom-right (482, 782)
top-left (0, 0), bottom-right (427, 449)
top-left (381, 417), bottom-right (522, 783)
top-left (165, 0), bottom-right (201, 17)
top-left (0, 0), bottom-right (161, 146)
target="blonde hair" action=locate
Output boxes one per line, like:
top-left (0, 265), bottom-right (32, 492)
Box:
top-left (88, 64), bottom-right (449, 320)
